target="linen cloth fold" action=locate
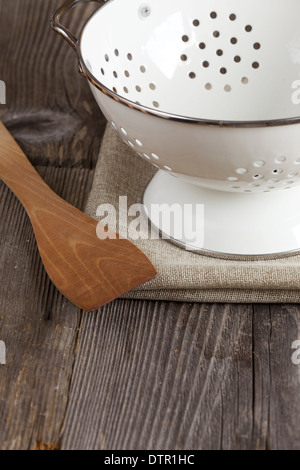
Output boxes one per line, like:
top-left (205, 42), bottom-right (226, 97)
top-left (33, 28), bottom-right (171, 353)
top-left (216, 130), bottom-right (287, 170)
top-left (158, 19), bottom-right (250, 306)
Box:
top-left (85, 125), bottom-right (300, 303)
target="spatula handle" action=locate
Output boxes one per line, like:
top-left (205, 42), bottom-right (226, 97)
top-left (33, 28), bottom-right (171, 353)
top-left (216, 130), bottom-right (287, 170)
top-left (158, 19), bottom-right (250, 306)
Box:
top-left (0, 122), bottom-right (57, 212)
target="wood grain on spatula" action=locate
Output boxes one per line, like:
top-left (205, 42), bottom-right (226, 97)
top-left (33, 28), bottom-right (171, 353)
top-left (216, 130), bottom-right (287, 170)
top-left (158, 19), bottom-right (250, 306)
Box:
top-left (0, 122), bottom-right (157, 311)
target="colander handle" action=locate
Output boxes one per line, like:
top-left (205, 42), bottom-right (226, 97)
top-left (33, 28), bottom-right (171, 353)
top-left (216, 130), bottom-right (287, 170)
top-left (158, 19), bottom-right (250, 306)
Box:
top-left (51, 0), bottom-right (106, 51)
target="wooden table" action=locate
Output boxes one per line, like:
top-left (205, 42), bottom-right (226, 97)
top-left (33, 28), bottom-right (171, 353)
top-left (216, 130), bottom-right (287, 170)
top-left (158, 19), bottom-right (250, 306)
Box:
top-left (0, 0), bottom-right (299, 450)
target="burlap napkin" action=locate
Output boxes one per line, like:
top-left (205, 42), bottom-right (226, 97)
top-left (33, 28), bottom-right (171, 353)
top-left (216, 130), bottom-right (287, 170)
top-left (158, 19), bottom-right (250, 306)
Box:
top-left (85, 125), bottom-right (300, 303)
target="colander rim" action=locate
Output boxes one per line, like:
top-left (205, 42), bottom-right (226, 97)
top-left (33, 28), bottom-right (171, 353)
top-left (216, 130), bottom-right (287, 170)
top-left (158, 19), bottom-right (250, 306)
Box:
top-left (77, 13), bottom-right (300, 129)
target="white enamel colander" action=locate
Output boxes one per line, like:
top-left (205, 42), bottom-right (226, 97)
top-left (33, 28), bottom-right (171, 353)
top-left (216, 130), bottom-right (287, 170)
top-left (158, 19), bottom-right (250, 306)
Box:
top-left (52, 0), bottom-right (300, 258)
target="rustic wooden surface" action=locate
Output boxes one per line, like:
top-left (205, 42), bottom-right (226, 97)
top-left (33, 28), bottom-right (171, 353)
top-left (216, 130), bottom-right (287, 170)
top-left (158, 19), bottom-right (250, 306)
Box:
top-left (0, 0), bottom-right (300, 450)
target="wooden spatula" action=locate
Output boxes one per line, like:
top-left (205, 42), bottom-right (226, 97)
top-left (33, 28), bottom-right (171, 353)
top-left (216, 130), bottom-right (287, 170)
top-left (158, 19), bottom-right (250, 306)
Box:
top-left (0, 122), bottom-right (157, 311)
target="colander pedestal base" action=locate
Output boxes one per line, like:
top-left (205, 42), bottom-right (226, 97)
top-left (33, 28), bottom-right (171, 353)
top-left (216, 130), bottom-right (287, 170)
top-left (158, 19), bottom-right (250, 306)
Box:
top-left (143, 171), bottom-right (300, 259)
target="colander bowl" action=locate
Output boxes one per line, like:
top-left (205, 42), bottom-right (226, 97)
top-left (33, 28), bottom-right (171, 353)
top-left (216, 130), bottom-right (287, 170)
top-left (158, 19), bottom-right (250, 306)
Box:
top-left (52, 0), bottom-right (300, 258)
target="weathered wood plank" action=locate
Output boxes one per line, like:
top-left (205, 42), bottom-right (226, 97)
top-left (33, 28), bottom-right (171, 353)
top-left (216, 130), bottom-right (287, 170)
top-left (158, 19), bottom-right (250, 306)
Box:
top-left (0, 0), bottom-right (105, 168)
top-left (60, 302), bottom-right (300, 450)
top-left (0, 165), bottom-right (93, 450)
top-left (252, 304), bottom-right (300, 450)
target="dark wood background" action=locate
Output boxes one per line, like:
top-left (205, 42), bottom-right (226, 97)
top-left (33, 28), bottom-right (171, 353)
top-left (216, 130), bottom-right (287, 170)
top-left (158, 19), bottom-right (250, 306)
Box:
top-left (0, 0), bottom-right (299, 450)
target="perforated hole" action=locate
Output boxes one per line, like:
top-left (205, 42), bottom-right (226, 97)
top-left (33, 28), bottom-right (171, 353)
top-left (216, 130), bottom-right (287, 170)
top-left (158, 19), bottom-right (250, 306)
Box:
top-left (220, 67), bottom-right (227, 75)
top-left (112, 87), bottom-right (117, 93)
top-left (231, 37), bottom-right (238, 44)
top-left (253, 174), bottom-right (263, 180)
top-left (205, 83), bottom-right (212, 90)
top-left (164, 165), bottom-right (172, 171)
top-left (193, 19), bottom-right (200, 27)
top-left (253, 42), bottom-right (261, 50)
top-left (241, 77), bottom-right (249, 84)
top-left (135, 139), bottom-right (142, 147)
top-left (136, 85), bottom-right (142, 92)
top-left (127, 53), bottom-right (133, 60)
top-left (123, 86), bottom-right (129, 93)
top-left (229, 14), bottom-right (236, 21)
top-left (101, 68), bottom-right (105, 75)
top-left (275, 156), bottom-right (286, 163)
top-left (245, 25), bottom-right (252, 32)
top-left (121, 127), bottom-right (127, 136)
top-left (151, 153), bottom-right (159, 160)
top-left (210, 12), bottom-right (217, 19)
top-left (124, 70), bottom-right (130, 77)
top-left (228, 177), bottom-right (238, 182)
top-left (153, 101), bottom-right (159, 108)
top-left (216, 49), bottom-right (223, 56)
top-left (128, 141), bottom-right (134, 148)
top-left (272, 169), bottom-right (283, 174)
top-left (114, 49), bottom-right (119, 56)
top-left (113, 71), bottom-right (118, 78)
top-left (224, 85), bottom-right (231, 92)
top-left (149, 83), bottom-right (156, 90)
top-left (234, 55), bottom-right (241, 63)
top-left (236, 168), bottom-right (247, 175)
top-left (140, 65), bottom-right (146, 73)
top-left (104, 54), bottom-right (109, 62)
top-left (253, 160), bottom-right (265, 167)
top-left (202, 61), bottom-right (209, 68)
top-left (182, 35), bottom-right (189, 42)
top-left (189, 72), bottom-right (196, 79)
top-left (199, 42), bottom-right (206, 49)
top-left (252, 62), bottom-right (260, 69)
top-left (213, 31), bottom-right (220, 38)
top-left (180, 54), bottom-right (188, 61)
